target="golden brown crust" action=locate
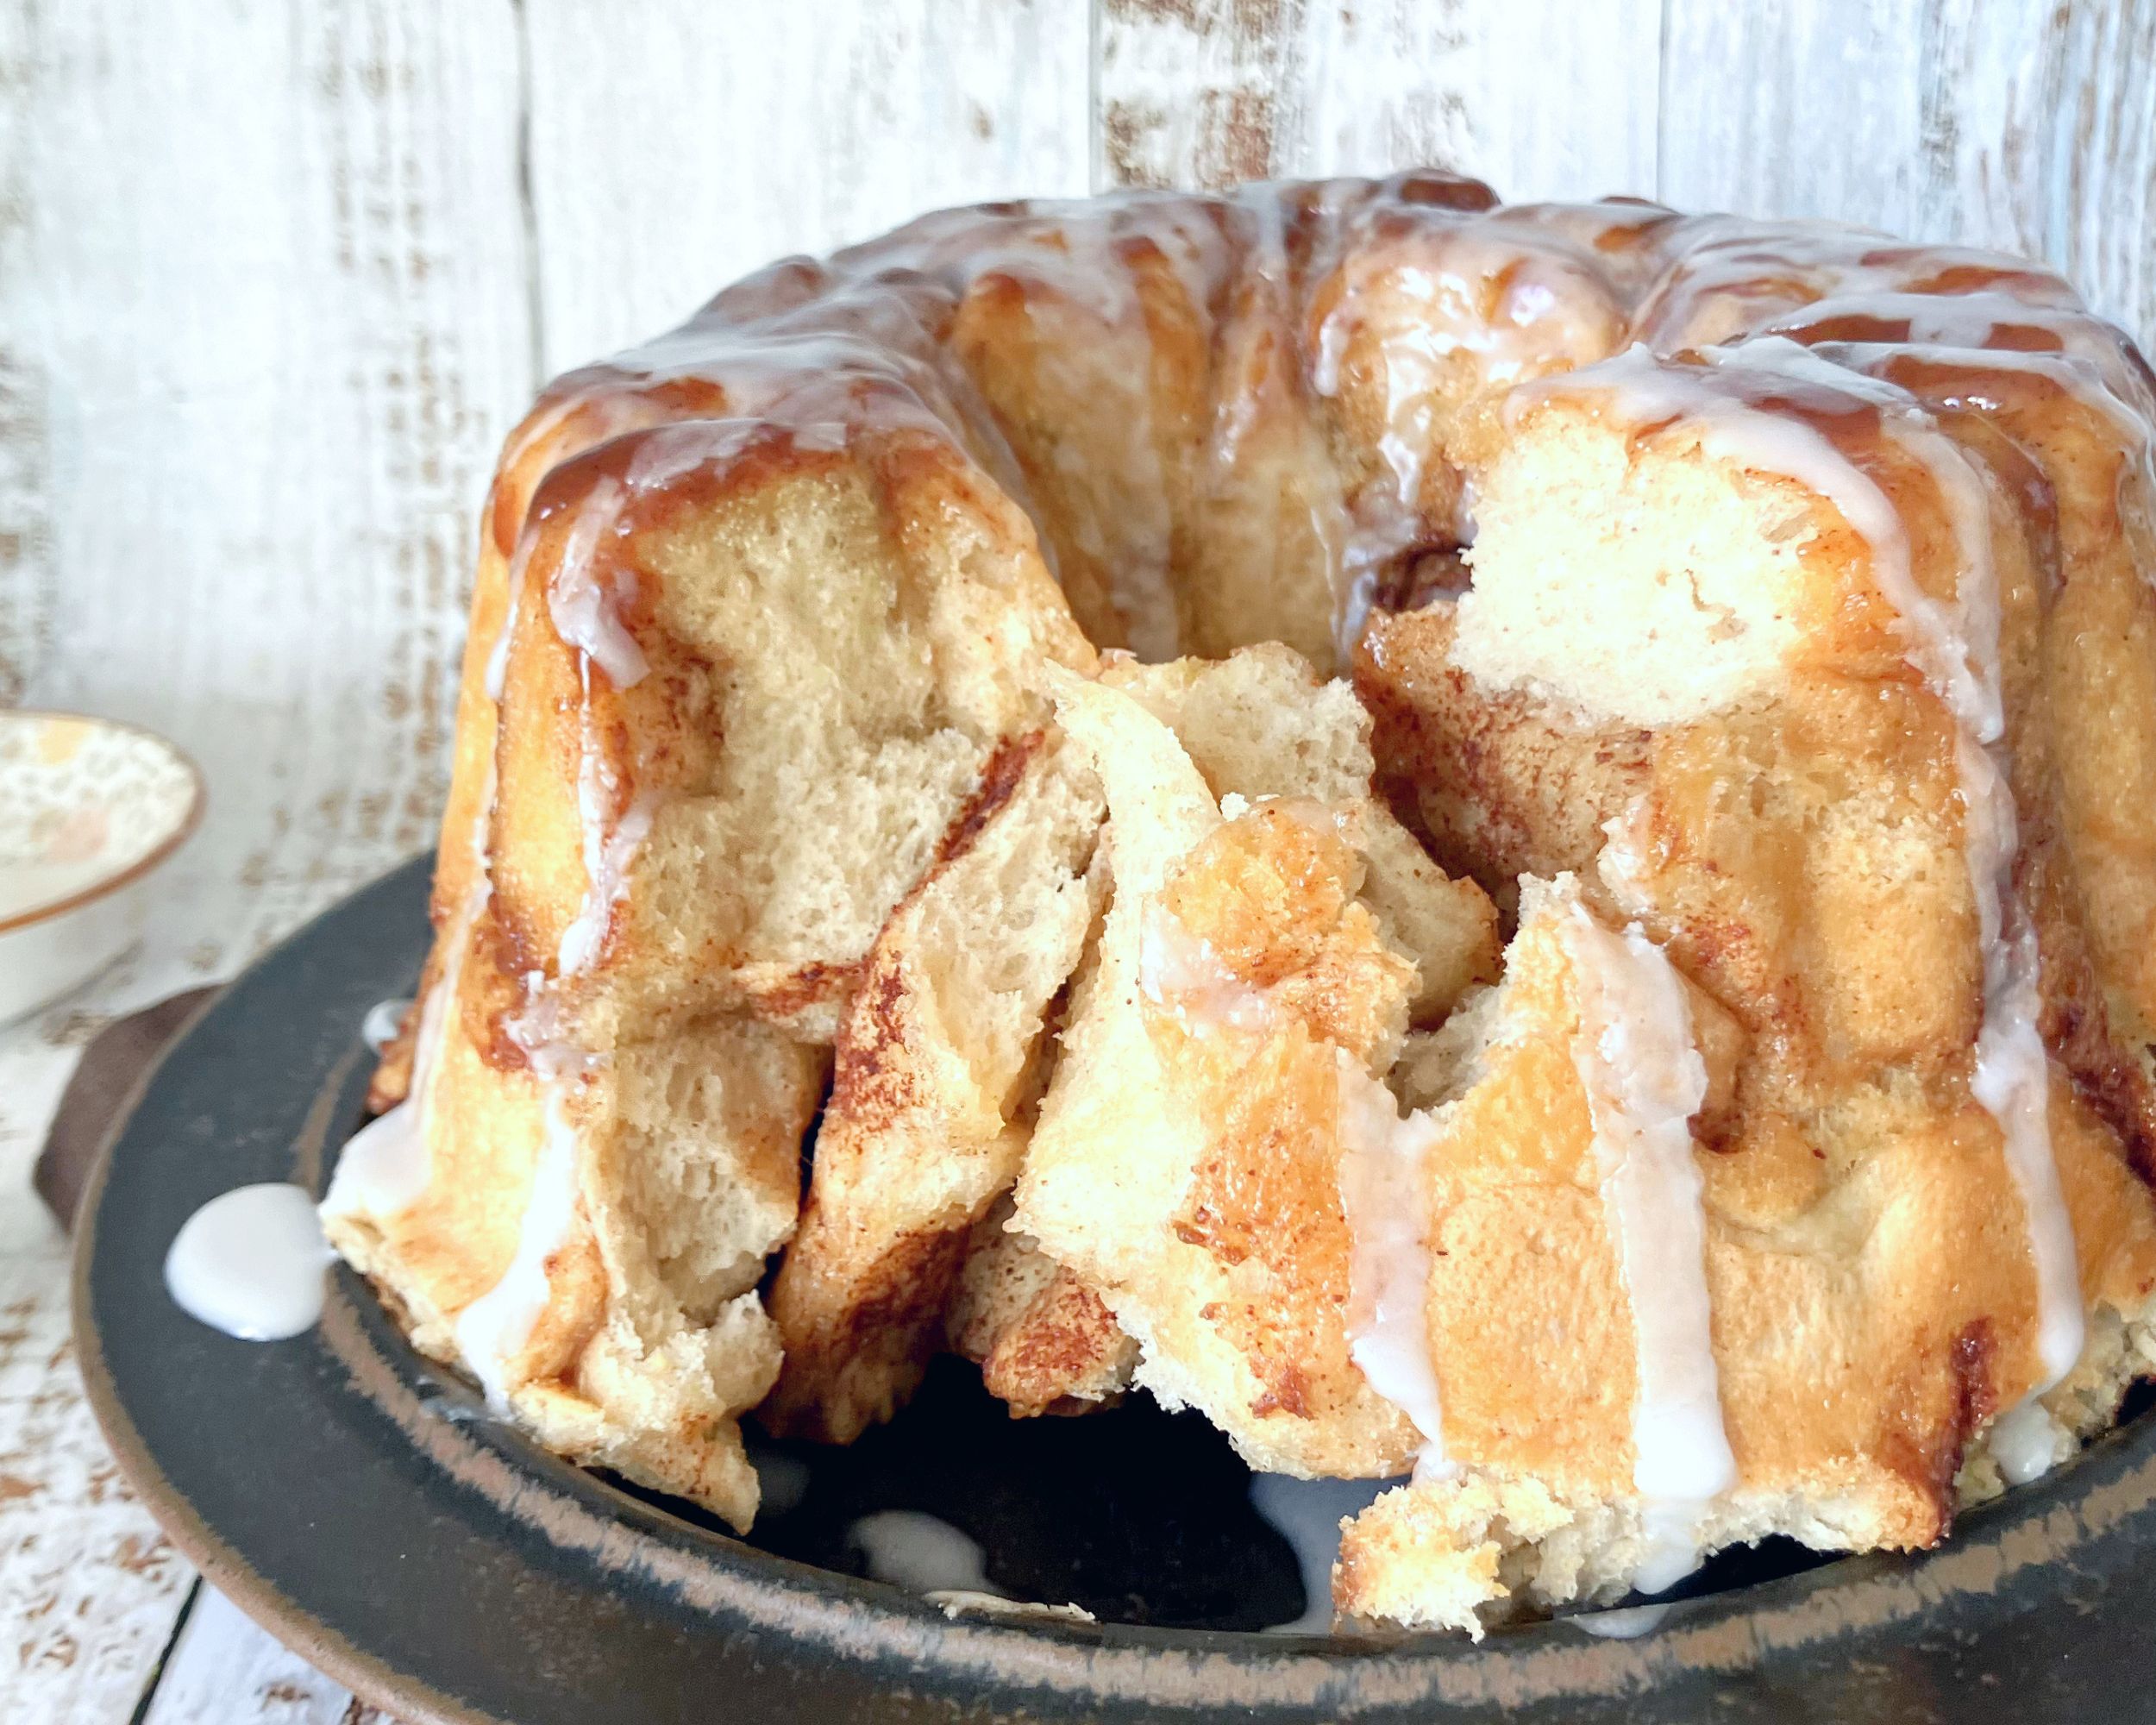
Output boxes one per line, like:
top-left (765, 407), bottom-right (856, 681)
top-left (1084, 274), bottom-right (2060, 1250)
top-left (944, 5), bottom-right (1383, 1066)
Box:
top-left (335, 174), bottom-right (2156, 1624)
top-left (1339, 339), bottom-right (2156, 1628)
top-left (948, 1215), bottom-right (1139, 1419)
top-left (986, 1273), bottom-right (1136, 1418)
top-left (333, 297), bottom-right (1100, 1515)
top-left (1837, 353), bottom-right (2156, 1177)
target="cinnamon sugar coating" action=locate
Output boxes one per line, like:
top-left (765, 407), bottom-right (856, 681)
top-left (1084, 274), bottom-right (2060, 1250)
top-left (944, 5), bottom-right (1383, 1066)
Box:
top-left (328, 172), bottom-right (2156, 1626)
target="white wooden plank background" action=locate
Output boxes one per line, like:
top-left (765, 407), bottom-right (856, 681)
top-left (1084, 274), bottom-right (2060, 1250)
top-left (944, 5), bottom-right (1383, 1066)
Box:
top-left (1, 0), bottom-right (2151, 1716)
top-left (523, 0), bottom-right (1096, 372)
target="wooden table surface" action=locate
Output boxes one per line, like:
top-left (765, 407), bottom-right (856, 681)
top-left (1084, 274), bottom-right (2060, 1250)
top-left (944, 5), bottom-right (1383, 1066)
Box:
top-left (3, 0), bottom-right (2152, 1716)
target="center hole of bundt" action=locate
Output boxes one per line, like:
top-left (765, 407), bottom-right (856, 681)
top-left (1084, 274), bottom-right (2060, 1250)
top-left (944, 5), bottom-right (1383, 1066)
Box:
top-left (1369, 542), bottom-right (1474, 616)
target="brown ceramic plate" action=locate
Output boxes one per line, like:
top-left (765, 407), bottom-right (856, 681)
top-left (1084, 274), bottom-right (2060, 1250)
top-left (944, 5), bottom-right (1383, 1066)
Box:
top-left (74, 856), bottom-right (2156, 1723)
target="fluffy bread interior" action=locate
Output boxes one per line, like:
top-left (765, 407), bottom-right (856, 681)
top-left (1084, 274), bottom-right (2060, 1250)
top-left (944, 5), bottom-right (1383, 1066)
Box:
top-left (765, 732), bottom-right (1103, 1441)
top-left (1454, 401), bottom-right (1829, 726)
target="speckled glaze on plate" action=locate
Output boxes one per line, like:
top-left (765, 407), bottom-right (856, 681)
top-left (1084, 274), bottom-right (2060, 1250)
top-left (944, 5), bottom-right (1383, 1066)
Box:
top-left (73, 856), bottom-right (2156, 1724)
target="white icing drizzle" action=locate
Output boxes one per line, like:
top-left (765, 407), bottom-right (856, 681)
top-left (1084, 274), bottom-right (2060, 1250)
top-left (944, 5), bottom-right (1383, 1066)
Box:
top-left (1564, 341), bottom-right (2084, 1453)
top-left (342, 180), bottom-right (2148, 1488)
top-left (1131, 800), bottom-right (1454, 1481)
top-left (847, 1510), bottom-right (1004, 1598)
top-left (449, 471), bottom-right (660, 1408)
top-left (1388, 228), bottom-right (1624, 392)
top-left (546, 476), bottom-right (649, 689)
top-left (1137, 904), bottom-right (1280, 1036)
top-left (360, 997), bottom-right (411, 1054)
top-left (323, 944), bottom-right (459, 1220)
top-left (1138, 872), bottom-right (1453, 1479)
top-left (1553, 889), bottom-right (1734, 1595)
top-left (450, 1040), bottom-right (592, 1411)
top-left (1984, 1396), bottom-right (2071, 1485)
top-left (1576, 1602), bottom-right (1673, 1639)
top-left (1492, 200), bottom-right (1683, 302)
top-left (498, 181), bottom-right (2132, 695)
top-left (1595, 796), bottom-right (1657, 914)
top-left (1858, 397), bottom-right (2086, 1411)
top-left (1632, 215), bottom-right (2078, 351)
top-left (930, 1594), bottom-right (1097, 1625)
top-left (572, 194), bottom-right (1265, 662)
top-left (557, 756), bottom-right (655, 977)
top-left (1759, 287), bottom-right (2142, 386)
top-left (1335, 1051), bottom-right (1451, 1477)
top-left (1872, 341), bottom-right (2156, 451)
top-left (1808, 331), bottom-right (2156, 512)
top-left (1247, 1472), bottom-right (1395, 1634)
top-left (842, 1508), bottom-right (1094, 1621)
top-left (165, 1183), bottom-right (334, 1341)
top-left (329, 519), bottom-right (523, 1234)
top-left (329, 435), bottom-right (663, 1412)
top-left (1312, 242), bottom-right (1442, 656)
top-left (1313, 214), bottom-right (1626, 653)
top-left (550, 479), bottom-right (652, 976)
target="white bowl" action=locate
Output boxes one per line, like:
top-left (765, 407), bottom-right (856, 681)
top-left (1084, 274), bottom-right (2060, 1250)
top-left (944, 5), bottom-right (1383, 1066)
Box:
top-left (0, 711), bottom-right (204, 1025)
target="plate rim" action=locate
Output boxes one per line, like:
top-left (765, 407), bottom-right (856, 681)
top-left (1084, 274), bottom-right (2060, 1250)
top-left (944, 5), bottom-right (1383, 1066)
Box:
top-left (69, 852), bottom-right (2156, 1724)
top-left (69, 856), bottom-right (494, 1725)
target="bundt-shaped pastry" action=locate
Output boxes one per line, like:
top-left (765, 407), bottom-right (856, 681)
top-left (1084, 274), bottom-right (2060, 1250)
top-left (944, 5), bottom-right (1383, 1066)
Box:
top-left (327, 169), bottom-right (2156, 1632)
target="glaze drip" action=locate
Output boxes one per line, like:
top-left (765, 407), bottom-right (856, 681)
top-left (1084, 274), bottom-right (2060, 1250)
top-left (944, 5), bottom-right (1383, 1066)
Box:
top-left (1524, 338), bottom-right (2084, 1445)
top-left (1554, 889), bottom-right (1733, 1594)
top-left (451, 1040), bottom-right (594, 1411)
top-left (453, 470), bottom-right (660, 1409)
top-left (1335, 1053), bottom-right (1451, 1475)
top-left (323, 938), bottom-right (459, 1220)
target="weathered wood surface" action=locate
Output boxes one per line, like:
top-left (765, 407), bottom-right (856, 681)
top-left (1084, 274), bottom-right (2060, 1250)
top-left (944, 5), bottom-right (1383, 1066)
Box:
top-left (524, 0), bottom-right (1094, 371)
top-left (1094, 0), bottom-right (1661, 203)
top-left (1659, 0), bottom-right (2156, 339)
top-left (3, 0), bottom-right (2152, 1716)
top-left (139, 1587), bottom-right (388, 1725)
top-left (0, 1140), bottom-right (191, 1724)
top-left (1, 0), bottom-right (529, 1716)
